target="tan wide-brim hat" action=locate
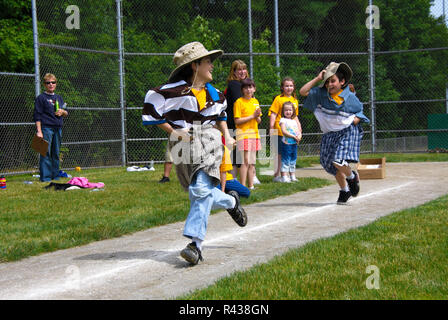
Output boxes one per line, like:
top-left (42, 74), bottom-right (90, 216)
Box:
top-left (319, 62), bottom-right (353, 88)
top-left (168, 41), bottom-right (223, 82)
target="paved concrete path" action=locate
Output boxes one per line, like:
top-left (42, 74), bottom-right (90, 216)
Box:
top-left (1, 162), bottom-right (447, 300)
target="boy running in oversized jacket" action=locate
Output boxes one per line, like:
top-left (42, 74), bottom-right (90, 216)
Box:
top-left (142, 42), bottom-right (247, 265)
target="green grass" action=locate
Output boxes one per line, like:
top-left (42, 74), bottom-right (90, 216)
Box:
top-left (181, 194), bottom-right (448, 300)
top-left (361, 152), bottom-right (448, 163)
top-left (0, 166), bottom-right (331, 263)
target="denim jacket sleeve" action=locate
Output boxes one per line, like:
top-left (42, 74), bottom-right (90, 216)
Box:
top-left (344, 93), bottom-right (370, 124)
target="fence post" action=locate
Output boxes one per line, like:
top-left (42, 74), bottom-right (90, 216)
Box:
top-left (368, 0), bottom-right (376, 153)
top-left (116, 0), bottom-right (126, 166)
top-left (31, 0), bottom-right (40, 97)
top-left (446, 84), bottom-right (448, 113)
top-left (248, 0), bottom-right (253, 78)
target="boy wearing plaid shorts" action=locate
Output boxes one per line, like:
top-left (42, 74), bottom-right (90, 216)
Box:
top-left (299, 62), bottom-right (370, 204)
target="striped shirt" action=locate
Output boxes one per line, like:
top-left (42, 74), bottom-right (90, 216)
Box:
top-left (142, 80), bottom-right (227, 129)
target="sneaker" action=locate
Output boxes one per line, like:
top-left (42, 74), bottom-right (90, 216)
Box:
top-left (180, 242), bottom-right (203, 265)
top-left (281, 176), bottom-right (291, 183)
top-left (273, 176), bottom-right (283, 183)
top-left (158, 176), bottom-right (170, 183)
top-left (226, 190), bottom-right (247, 227)
top-left (337, 190), bottom-right (352, 204)
top-left (290, 175), bottom-right (298, 182)
top-left (58, 170), bottom-right (71, 178)
top-left (346, 171), bottom-right (360, 197)
top-left (253, 176), bottom-right (261, 185)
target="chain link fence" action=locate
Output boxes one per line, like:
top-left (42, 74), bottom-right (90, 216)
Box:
top-left (1, 0), bottom-right (447, 175)
top-left (0, 72), bottom-right (37, 174)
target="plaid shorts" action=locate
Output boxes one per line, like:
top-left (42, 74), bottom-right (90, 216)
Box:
top-left (320, 124), bottom-right (363, 176)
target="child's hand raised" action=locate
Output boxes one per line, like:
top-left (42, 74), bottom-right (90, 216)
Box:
top-left (317, 70), bottom-right (326, 81)
top-left (253, 108), bottom-right (261, 118)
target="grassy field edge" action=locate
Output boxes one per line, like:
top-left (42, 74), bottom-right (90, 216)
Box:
top-left (181, 194), bottom-right (448, 300)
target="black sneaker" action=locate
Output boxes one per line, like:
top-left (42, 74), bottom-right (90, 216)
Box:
top-left (158, 176), bottom-right (170, 183)
top-left (180, 242), bottom-right (203, 265)
top-left (346, 171), bottom-right (360, 197)
top-left (226, 191), bottom-right (247, 227)
top-left (337, 190), bottom-right (352, 205)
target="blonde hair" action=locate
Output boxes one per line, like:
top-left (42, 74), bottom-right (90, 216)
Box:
top-left (43, 73), bottom-right (57, 83)
top-left (226, 60), bottom-right (250, 83)
top-left (281, 101), bottom-right (297, 119)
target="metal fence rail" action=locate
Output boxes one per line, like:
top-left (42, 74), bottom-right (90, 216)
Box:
top-left (1, 0), bottom-right (447, 175)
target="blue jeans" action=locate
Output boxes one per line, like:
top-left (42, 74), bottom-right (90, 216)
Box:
top-left (39, 127), bottom-right (62, 182)
top-left (280, 142), bottom-right (297, 173)
top-left (215, 178), bottom-right (251, 198)
top-left (184, 170), bottom-right (236, 241)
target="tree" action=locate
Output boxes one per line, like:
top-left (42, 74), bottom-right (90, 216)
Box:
top-left (0, 0), bottom-right (33, 72)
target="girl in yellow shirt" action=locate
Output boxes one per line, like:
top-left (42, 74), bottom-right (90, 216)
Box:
top-left (233, 78), bottom-right (262, 189)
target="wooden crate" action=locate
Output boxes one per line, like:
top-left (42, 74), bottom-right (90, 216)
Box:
top-left (356, 157), bottom-right (386, 179)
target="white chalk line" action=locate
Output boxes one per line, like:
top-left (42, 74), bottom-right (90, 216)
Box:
top-left (206, 181), bottom-right (415, 244)
top-left (14, 181), bottom-right (415, 299)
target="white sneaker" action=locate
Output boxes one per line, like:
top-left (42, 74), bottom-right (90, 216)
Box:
top-left (281, 176), bottom-right (291, 183)
top-left (273, 176), bottom-right (283, 182)
top-left (253, 176), bottom-right (261, 185)
top-left (290, 175), bottom-right (298, 182)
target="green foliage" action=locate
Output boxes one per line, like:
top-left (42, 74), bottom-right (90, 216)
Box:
top-left (0, 0), bottom-right (33, 72)
top-left (179, 15), bottom-right (221, 49)
top-left (252, 28), bottom-right (279, 104)
top-left (373, 0), bottom-right (448, 133)
top-left (2, 0), bottom-right (448, 164)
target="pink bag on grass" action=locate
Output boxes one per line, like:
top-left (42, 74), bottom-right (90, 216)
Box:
top-left (67, 177), bottom-right (105, 189)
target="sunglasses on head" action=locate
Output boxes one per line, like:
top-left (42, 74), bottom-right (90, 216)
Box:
top-left (45, 81), bottom-right (56, 84)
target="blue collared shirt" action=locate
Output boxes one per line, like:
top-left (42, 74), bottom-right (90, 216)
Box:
top-left (303, 86), bottom-right (370, 124)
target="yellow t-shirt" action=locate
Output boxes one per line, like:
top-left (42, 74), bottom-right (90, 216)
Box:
top-left (233, 97), bottom-right (262, 141)
top-left (226, 172), bottom-right (234, 181)
top-left (191, 88), bottom-right (206, 110)
top-left (268, 95), bottom-right (299, 136)
top-left (331, 89), bottom-right (344, 105)
top-left (219, 145), bottom-right (234, 181)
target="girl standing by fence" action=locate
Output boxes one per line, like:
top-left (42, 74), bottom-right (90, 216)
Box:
top-left (279, 101), bottom-right (302, 182)
top-left (268, 77), bottom-right (300, 182)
